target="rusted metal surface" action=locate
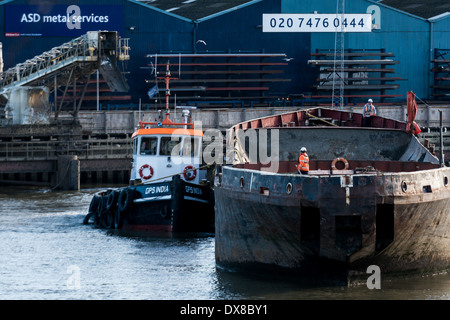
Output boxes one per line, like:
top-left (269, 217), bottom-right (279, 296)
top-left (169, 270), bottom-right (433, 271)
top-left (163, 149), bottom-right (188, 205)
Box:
top-left (233, 126), bottom-right (438, 164)
top-left (232, 108), bottom-right (407, 131)
top-left (215, 165), bottom-right (450, 278)
top-left (215, 107), bottom-right (450, 281)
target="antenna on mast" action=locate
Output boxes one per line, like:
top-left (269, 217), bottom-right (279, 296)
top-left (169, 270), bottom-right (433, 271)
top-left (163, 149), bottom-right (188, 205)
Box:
top-left (332, 0), bottom-right (345, 110)
top-left (157, 61), bottom-right (178, 114)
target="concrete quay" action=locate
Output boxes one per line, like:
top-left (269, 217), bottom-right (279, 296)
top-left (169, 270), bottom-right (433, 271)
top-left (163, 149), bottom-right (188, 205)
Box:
top-left (74, 104), bottom-right (450, 135)
top-left (0, 104), bottom-right (449, 190)
top-left (0, 136), bottom-right (132, 189)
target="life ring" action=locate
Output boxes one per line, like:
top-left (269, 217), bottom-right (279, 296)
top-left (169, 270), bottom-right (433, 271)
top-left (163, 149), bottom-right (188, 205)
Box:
top-left (183, 165), bottom-right (197, 181)
top-left (331, 157), bottom-right (349, 170)
top-left (139, 164), bottom-right (154, 180)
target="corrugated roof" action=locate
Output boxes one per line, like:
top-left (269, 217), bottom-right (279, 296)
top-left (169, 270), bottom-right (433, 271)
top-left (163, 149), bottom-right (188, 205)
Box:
top-left (379, 0), bottom-right (450, 19)
top-left (134, 0), bottom-right (258, 21)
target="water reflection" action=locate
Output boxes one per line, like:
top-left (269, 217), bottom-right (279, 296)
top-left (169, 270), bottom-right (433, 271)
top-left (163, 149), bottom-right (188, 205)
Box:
top-left (216, 267), bottom-right (450, 300)
top-left (0, 186), bottom-right (448, 300)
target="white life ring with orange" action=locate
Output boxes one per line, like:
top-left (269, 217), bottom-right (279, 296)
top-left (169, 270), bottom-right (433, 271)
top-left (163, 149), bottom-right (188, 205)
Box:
top-left (331, 157), bottom-right (349, 170)
top-left (139, 164), bottom-right (154, 180)
top-left (183, 165), bottom-right (197, 181)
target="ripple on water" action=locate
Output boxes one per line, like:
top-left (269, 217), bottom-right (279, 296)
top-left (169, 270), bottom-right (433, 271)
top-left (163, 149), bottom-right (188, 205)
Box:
top-left (0, 186), bottom-right (449, 300)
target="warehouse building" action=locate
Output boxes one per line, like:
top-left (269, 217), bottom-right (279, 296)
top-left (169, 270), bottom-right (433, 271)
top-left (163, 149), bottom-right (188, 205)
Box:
top-left (0, 0), bottom-right (449, 112)
top-left (286, 0), bottom-right (450, 102)
top-left (0, 0), bottom-right (311, 110)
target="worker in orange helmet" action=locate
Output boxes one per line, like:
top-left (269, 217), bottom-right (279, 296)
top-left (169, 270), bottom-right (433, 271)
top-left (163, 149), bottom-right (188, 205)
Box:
top-left (297, 147), bottom-right (309, 175)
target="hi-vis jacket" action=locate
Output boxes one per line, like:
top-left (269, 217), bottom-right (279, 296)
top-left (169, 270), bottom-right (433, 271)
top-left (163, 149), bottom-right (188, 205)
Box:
top-left (297, 153), bottom-right (309, 172)
top-left (363, 103), bottom-right (376, 117)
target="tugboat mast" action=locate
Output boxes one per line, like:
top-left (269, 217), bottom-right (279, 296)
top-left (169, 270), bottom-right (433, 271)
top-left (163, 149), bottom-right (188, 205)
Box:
top-left (158, 61), bottom-right (178, 114)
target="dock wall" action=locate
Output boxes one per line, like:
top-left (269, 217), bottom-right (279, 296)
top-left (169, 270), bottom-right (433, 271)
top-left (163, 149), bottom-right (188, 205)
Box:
top-left (0, 137), bottom-right (132, 189)
top-left (1, 104), bottom-right (449, 189)
top-left (73, 104), bottom-right (450, 135)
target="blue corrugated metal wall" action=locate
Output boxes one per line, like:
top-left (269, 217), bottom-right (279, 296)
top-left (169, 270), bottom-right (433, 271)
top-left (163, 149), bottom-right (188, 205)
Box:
top-left (0, 0), bottom-right (313, 106)
top-left (1, 0), bottom-right (449, 104)
top-left (282, 0), bottom-right (450, 100)
top-left (197, 0), bottom-right (313, 97)
top-left (0, 0), bottom-right (195, 104)
top-left (118, 0), bottom-right (195, 102)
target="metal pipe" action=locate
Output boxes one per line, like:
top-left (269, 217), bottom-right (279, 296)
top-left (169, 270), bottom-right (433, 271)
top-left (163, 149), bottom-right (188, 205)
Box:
top-left (145, 53), bottom-right (286, 58)
top-left (96, 70), bottom-right (99, 111)
top-left (439, 110), bottom-right (444, 167)
top-left (429, 21), bottom-right (433, 99)
top-left (0, 42), bottom-right (3, 74)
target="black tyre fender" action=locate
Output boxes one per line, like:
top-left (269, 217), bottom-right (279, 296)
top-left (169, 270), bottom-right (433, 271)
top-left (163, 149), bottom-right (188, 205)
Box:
top-left (101, 208), bottom-right (115, 229)
top-left (88, 195), bottom-right (101, 213)
top-left (106, 190), bottom-right (119, 210)
top-left (98, 195), bottom-right (114, 229)
top-left (160, 205), bottom-right (171, 219)
top-left (82, 211), bottom-right (95, 225)
top-left (93, 196), bottom-right (105, 228)
top-left (94, 195), bottom-right (108, 228)
top-left (118, 188), bottom-right (135, 213)
top-left (114, 208), bottom-right (123, 229)
top-left (83, 195), bottom-right (101, 225)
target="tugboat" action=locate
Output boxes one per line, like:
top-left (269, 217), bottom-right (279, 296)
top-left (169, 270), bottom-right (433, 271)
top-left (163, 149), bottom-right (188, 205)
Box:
top-left (84, 64), bottom-right (215, 233)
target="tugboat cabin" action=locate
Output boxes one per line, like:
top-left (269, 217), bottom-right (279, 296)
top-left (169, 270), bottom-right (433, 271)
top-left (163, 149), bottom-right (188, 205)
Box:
top-left (130, 117), bottom-right (204, 185)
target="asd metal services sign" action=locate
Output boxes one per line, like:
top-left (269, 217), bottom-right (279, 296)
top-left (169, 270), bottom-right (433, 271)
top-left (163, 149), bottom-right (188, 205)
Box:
top-left (263, 14), bottom-right (372, 32)
top-left (5, 4), bottom-right (124, 37)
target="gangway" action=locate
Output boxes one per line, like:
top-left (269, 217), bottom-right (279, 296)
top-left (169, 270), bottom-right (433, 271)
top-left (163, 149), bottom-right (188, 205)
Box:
top-left (0, 31), bottom-right (130, 124)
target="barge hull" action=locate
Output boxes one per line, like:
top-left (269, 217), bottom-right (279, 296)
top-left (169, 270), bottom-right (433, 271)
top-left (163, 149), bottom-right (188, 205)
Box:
top-left (215, 166), bottom-right (450, 280)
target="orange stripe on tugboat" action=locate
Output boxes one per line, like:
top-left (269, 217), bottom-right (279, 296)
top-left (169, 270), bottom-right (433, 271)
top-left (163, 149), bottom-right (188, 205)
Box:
top-left (132, 127), bottom-right (203, 138)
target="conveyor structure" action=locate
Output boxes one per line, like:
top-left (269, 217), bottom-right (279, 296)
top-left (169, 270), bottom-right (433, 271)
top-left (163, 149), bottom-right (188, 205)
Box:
top-left (0, 31), bottom-right (130, 124)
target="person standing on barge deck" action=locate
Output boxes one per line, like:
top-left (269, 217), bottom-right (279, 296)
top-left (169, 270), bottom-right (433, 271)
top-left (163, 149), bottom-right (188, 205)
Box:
top-left (363, 99), bottom-right (376, 127)
top-left (297, 147), bottom-right (309, 175)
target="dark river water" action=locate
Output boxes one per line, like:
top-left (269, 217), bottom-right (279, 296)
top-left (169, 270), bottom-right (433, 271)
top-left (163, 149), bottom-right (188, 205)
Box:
top-left (0, 185), bottom-right (449, 301)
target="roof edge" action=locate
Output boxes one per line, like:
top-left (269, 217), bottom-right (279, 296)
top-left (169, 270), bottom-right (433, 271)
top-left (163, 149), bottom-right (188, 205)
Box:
top-left (127, 0), bottom-right (193, 23)
top-left (0, 0), bottom-right (16, 5)
top-left (195, 0), bottom-right (263, 23)
top-left (428, 11), bottom-right (450, 22)
top-left (367, 0), bottom-right (427, 21)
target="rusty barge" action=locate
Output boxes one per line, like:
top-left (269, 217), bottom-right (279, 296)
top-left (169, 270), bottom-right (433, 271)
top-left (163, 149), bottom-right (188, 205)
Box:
top-left (215, 97), bottom-right (450, 283)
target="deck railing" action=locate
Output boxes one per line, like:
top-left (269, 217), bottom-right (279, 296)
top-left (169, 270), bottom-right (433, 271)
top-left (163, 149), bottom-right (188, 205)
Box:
top-left (0, 138), bottom-right (132, 161)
